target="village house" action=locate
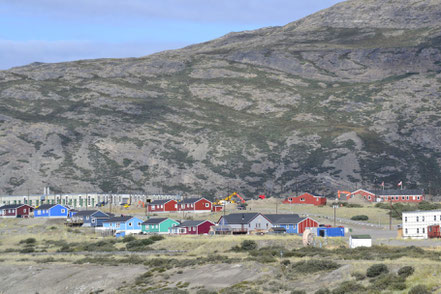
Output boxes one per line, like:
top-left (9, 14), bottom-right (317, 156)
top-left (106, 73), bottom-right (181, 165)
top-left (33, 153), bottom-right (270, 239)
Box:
top-left (67, 210), bottom-right (111, 227)
top-left (34, 204), bottom-right (69, 218)
top-left (282, 193), bottom-right (327, 206)
top-left (265, 214), bottom-right (319, 234)
top-left (350, 189), bottom-right (377, 202)
top-left (377, 189), bottom-right (424, 203)
top-left (178, 198), bottom-right (212, 213)
top-left (169, 220), bottom-right (214, 235)
top-left (142, 218), bottom-right (179, 234)
top-left (0, 204), bottom-right (34, 218)
top-left (349, 235), bottom-right (372, 248)
top-left (102, 215), bottom-right (144, 235)
top-left (216, 213), bottom-right (273, 234)
top-left (147, 199), bottom-right (178, 213)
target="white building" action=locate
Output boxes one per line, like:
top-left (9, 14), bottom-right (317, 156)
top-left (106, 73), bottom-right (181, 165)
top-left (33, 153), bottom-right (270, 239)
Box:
top-left (349, 235), bottom-right (372, 248)
top-left (402, 210), bottom-right (441, 239)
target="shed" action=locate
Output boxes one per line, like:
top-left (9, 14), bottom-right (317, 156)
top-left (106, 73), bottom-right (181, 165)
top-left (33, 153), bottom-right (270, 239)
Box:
top-left (317, 227), bottom-right (345, 237)
top-left (349, 235), bottom-right (372, 248)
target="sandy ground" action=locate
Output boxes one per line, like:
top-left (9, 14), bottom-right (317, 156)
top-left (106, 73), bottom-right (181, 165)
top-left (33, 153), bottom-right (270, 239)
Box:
top-left (0, 264), bottom-right (145, 294)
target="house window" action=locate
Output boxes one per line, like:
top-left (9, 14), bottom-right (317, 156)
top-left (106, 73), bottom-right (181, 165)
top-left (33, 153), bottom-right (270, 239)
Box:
top-left (417, 196), bottom-right (420, 200)
top-left (160, 205), bottom-right (163, 208)
top-left (61, 209), bottom-right (65, 213)
top-left (435, 215), bottom-right (437, 221)
top-left (416, 216), bottom-right (419, 222)
top-left (205, 203), bottom-right (209, 208)
top-left (405, 228), bottom-right (408, 234)
top-left (422, 216), bottom-right (425, 222)
top-left (175, 204), bottom-right (177, 208)
top-left (417, 228), bottom-right (419, 233)
top-left (405, 217), bottom-right (407, 222)
top-left (138, 222), bottom-right (141, 226)
top-left (423, 228), bottom-right (425, 234)
top-left (128, 222), bottom-right (132, 226)
top-left (300, 198), bottom-right (305, 201)
top-left (368, 196), bottom-right (371, 200)
top-left (86, 216), bottom-right (89, 220)
top-left (191, 204), bottom-right (194, 208)
top-left (92, 219), bottom-right (95, 223)
top-left (407, 196), bottom-right (409, 200)
top-left (23, 209), bottom-right (26, 213)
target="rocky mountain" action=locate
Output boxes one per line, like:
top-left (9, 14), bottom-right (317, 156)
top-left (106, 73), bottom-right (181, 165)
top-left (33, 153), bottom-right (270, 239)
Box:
top-left (1, 0), bottom-right (441, 198)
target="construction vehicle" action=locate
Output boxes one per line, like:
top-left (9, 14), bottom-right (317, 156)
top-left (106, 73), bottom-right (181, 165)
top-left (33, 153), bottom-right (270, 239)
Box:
top-left (258, 195), bottom-right (266, 200)
top-left (214, 192), bottom-right (246, 205)
top-left (338, 190), bottom-right (352, 200)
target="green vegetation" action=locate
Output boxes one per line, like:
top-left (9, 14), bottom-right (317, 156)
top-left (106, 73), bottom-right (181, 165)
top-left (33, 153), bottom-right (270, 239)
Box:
top-left (291, 260), bottom-right (341, 274)
top-left (375, 201), bottom-right (441, 219)
top-left (350, 215), bottom-right (369, 221)
top-left (366, 264), bottom-right (389, 277)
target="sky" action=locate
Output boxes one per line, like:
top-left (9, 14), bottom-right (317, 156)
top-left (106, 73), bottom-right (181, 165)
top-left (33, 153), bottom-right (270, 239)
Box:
top-left (0, 0), bottom-right (344, 70)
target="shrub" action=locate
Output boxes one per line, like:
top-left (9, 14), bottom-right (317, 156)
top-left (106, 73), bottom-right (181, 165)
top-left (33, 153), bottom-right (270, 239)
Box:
top-left (126, 239), bottom-right (154, 251)
top-left (351, 272), bottom-right (365, 281)
top-left (408, 285), bottom-right (430, 294)
top-left (19, 238), bottom-right (37, 245)
top-left (241, 240), bottom-right (257, 251)
top-left (122, 235), bottom-right (136, 243)
top-left (291, 260), bottom-right (340, 274)
top-left (398, 265), bottom-right (414, 278)
top-left (291, 290), bottom-right (306, 294)
top-left (149, 235), bottom-right (165, 242)
top-left (332, 281), bottom-right (364, 294)
top-left (19, 247), bottom-right (35, 253)
top-left (315, 289), bottom-right (331, 294)
top-left (366, 264), bottom-right (388, 277)
top-left (350, 215), bottom-right (369, 221)
top-left (369, 273), bottom-right (404, 291)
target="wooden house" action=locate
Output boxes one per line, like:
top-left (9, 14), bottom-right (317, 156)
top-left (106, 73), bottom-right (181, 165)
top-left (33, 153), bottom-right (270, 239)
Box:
top-left (216, 213), bottom-right (272, 234)
top-left (0, 204), bottom-right (34, 218)
top-left (102, 215), bottom-right (143, 235)
top-left (178, 198), bottom-right (212, 213)
top-left (169, 220), bottom-right (214, 235)
top-left (282, 193), bottom-right (326, 206)
top-left (265, 214), bottom-right (319, 234)
top-left (147, 199), bottom-right (178, 213)
top-left (142, 218), bottom-right (179, 234)
top-left (34, 204), bottom-right (69, 218)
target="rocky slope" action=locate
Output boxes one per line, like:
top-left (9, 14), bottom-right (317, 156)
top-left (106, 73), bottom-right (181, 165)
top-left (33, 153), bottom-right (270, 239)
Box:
top-left (1, 0), bottom-right (441, 198)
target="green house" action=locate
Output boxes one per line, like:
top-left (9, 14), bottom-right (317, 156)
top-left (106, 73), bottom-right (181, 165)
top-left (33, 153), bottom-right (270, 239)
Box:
top-left (141, 218), bottom-right (179, 234)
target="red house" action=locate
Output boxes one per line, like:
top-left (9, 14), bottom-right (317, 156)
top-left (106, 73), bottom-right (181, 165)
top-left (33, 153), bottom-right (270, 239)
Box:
top-left (169, 220), bottom-right (214, 235)
top-left (377, 189), bottom-right (424, 203)
top-left (147, 199), bottom-right (178, 213)
top-left (351, 189), bottom-right (377, 202)
top-left (178, 198), bottom-right (212, 213)
top-left (0, 204), bottom-right (34, 218)
top-left (283, 193), bottom-right (327, 206)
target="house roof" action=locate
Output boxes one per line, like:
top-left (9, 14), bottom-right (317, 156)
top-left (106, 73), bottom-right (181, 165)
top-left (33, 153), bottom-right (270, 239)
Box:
top-left (142, 218), bottom-right (169, 225)
top-left (180, 198), bottom-right (206, 204)
top-left (351, 234), bottom-right (372, 239)
top-left (149, 199), bottom-right (174, 205)
top-left (73, 210), bottom-right (99, 216)
top-left (219, 213), bottom-right (261, 224)
top-left (103, 216), bottom-right (134, 223)
top-left (174, 220), bottom-right (212, 227)
top-left (0, 204), bottom-right (30, 210)
top-left (377, 189), bottom-right (424, 196)
top-left (264, 214), bottom-right (304, 224)
top-left (35, 204), bottom-right (56, 210)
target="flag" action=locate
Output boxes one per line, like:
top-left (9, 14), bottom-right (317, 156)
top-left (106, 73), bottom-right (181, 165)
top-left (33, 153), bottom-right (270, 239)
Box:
top-left (398, 181), bottom-right (402, 187)
top-left (380, 181), bottom-right (384, 187)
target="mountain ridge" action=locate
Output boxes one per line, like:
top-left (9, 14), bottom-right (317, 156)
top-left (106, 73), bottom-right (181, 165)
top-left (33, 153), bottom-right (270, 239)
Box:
top-left (1, 0), bottom-right (441, 198)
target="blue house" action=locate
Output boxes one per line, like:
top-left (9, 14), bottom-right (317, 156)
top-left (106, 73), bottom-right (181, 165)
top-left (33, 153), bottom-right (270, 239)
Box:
top-left (34, 204), bottom-right (69, 218)
top-left (103, 215), bottom-right (144, 235)
top-left (68, 210), bottom-right (111, 227)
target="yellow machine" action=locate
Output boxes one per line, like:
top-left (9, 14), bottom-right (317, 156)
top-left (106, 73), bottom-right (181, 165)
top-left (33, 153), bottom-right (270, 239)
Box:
top-left (214, 192), bottom-right (246, 205)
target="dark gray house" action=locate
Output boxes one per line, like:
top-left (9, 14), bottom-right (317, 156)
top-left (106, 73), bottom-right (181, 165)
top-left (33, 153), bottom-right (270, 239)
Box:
top-left (69, 210), bottom-right (111, 227)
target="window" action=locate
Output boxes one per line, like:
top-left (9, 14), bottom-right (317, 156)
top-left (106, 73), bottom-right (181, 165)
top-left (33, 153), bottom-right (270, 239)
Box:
top-left (86, 216), bottom-right (89, 220)
top-left (61, 209), bottom-right (65, 213)
top-left (417, 228), bottom-right (419, 233)
top-left (205, 203), bottom-right (209, 207)
top-left (191, 204), bottom-right (194, 208)
top-left (417, 196), bottom-right (420, 200)
top-left (368, 196), bottom-right (371, 200)
top-left (92, 219), bottom-right (95, 223)
top-left (138, 222), bottom-right (141, 226)
top-left (301, 198), bottom-right (305, 201)
top-left (175, 204), bottom-right (177, 208)
top-left (422, 216), bottom-right (425, 222)
top-left (423, 228), bottom-right (425, 234)
top-left (405, 217), bottom-right (407, 222)
top-left (129, 222), bottom-right (132, 226)
top-left (435, 215), bottom-right (437, 221)
top-left (405, 228), bottom-right (408, 234)
top-left (23, 208), bottom-right (26, 213)
top-left (416, 216), bottom-right (419, 222)
top-left (407, 196), bottom-right (409, 200)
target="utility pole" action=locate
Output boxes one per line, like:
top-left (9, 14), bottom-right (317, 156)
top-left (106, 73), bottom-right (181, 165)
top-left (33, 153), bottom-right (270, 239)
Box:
top-left (333, 204), bottom-right (338, 227)
top-left (389, 198), bottom-right (392, 231)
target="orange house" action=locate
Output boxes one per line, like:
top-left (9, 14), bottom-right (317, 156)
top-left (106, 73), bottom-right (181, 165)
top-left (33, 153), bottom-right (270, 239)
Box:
top-left (283, 193), bottom-right (327, 206)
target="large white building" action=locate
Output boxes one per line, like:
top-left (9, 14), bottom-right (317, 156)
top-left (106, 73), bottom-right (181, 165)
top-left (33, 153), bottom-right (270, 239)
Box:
top-left (402, 210), bottom-right (441, 239)
top-left (0, 193), bottom-right (182, 208)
